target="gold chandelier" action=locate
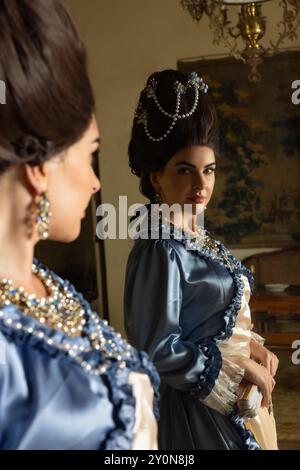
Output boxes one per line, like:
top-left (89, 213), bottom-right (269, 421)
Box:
top-left (181, 0), bottom-right (300, 81)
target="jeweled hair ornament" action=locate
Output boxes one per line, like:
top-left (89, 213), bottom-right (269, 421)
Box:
top-left (135, 72), bottom-right (208, 142)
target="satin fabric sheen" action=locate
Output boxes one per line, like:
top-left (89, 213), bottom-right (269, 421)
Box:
top-left (0, 262), bottom-right (160, 450)
top-left (124, 237), bottom-right (260, 449)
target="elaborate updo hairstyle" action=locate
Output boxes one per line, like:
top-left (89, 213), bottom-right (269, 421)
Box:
top-left (0, 0), bottom-right (94, 175)
top-left (128, 69), bottom-right (219, 202)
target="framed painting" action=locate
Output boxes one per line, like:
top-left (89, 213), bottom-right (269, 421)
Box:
top-left (178, 50), bottom-right (300, 248)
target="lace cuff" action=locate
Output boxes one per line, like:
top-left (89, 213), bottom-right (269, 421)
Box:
top-left (200, 356), bottom-right (245, 416)
top-left (251, 330), bottom-right (265, 346)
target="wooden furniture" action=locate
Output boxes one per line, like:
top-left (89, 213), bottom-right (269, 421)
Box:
top-left (249, 287), bottom-right (300, 347)
top-left (243, 246), bottom-right (300, 347)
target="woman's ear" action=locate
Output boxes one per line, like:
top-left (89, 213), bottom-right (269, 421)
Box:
top-left (23, 163), bottom-right (48, 196)
top-left (150, 172), bottom-right (161, 193)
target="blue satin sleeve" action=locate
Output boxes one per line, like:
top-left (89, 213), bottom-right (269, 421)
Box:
top-left (124, 239), bottom-right (222, 399)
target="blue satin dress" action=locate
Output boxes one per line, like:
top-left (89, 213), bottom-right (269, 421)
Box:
top-left (124, 210), bottom-right (260, 450)
top-left (0, 260), bottom-right (159, 450)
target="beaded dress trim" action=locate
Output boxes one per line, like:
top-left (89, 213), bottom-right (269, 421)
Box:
top-left (0, 259), bottom-right (161, 449)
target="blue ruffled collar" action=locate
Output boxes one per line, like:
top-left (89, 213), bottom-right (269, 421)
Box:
top-left (0, 260), bottom-right (161, 449)
top-left (133, 205), bottom-right (254, 291)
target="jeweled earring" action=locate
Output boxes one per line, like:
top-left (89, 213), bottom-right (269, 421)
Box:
top-left (154, 190), bottom-right (162, 204)
top-left (36, 192), bottom-right (52, 240)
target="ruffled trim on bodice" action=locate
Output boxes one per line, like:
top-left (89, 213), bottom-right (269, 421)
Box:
top-left (134, 208), bottom-right (259, 450)
top-left (0, 259), bottom-right (160, 450)
top-left (139, 210), bottom-right (254, 343)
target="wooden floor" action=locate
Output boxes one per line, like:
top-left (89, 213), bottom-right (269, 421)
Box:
top-left (278, 441), bottom-right (300, 450)
top-left (270, 347), bottom-right (300, 449)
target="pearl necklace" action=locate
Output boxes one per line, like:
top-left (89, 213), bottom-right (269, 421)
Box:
top-left (183, 224), bottom-right (219, 251)
top-left (0, 263), bottom-right (86, 337)
top-left (157, 214), bottom-right (238, 271)
top-left (184, 226), bottom-right (238, 271)
top-left (160, 215), bottom-right (221, 254)
top-left (0, 263), bottom-right (136, 374)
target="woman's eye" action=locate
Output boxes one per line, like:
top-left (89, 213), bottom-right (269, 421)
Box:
top-left (178, 168), bottom-right (191, 175)
top-left (205, 168), bottom-right (216, 175)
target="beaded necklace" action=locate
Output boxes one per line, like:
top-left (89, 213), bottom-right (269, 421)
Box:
top-left (182, 225), bottom-right (238, 271)
top-left (0, 262), bottom-right (135, 373)
top-left (0, 263), bottom-right (86, 337)
top-left (146, 209), bottom-right (238, 272)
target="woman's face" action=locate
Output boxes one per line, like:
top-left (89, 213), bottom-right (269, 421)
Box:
top-left (46, 116), bottom-right (101, 242)
top-left (151, 145), bottom-right (216, 215)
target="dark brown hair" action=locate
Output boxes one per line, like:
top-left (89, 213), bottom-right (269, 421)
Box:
top-left (128, 69), bottom-right (219, 201)
top-left (0, 0), bottom-right (94, 174)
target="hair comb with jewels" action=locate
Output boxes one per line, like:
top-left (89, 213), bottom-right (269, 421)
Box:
top-left (135, 72), bottom-right (208, 143)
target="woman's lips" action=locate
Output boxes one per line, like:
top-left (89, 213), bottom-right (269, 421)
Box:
top-left (188, 196), bottom-right (206, 204)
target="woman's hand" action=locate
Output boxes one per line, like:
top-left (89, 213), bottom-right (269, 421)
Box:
top-left (250, 339), bottom-right (279, 377)
top-left (235, 357), bottom-right (276, 409)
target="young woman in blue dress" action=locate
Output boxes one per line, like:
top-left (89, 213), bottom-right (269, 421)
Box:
top-left (124, 69), bottom-right (279, 450)
top-left (0, 0), bottom-right (159, 450)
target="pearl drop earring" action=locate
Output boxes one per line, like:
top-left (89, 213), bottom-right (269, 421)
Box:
top-left (36, 192), bottom-right (52, 240)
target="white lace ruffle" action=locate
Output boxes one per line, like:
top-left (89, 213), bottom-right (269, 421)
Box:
top-left (199, 274), bottom-right (252, 416)
top-left (199, 274), bottom-right (277, 449)
top-left (200, 356), bottom-right (245, 415)
top-left (251, 330), bottom-right (265, 346)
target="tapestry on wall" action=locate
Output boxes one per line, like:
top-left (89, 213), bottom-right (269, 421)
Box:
top-left (178, 50), bottom-right (300, 248)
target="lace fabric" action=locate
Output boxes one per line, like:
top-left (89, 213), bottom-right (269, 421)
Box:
top-left (201, 274), bottom-right (278, 450)
top-left (200, 356), bottom-right (245, 415)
